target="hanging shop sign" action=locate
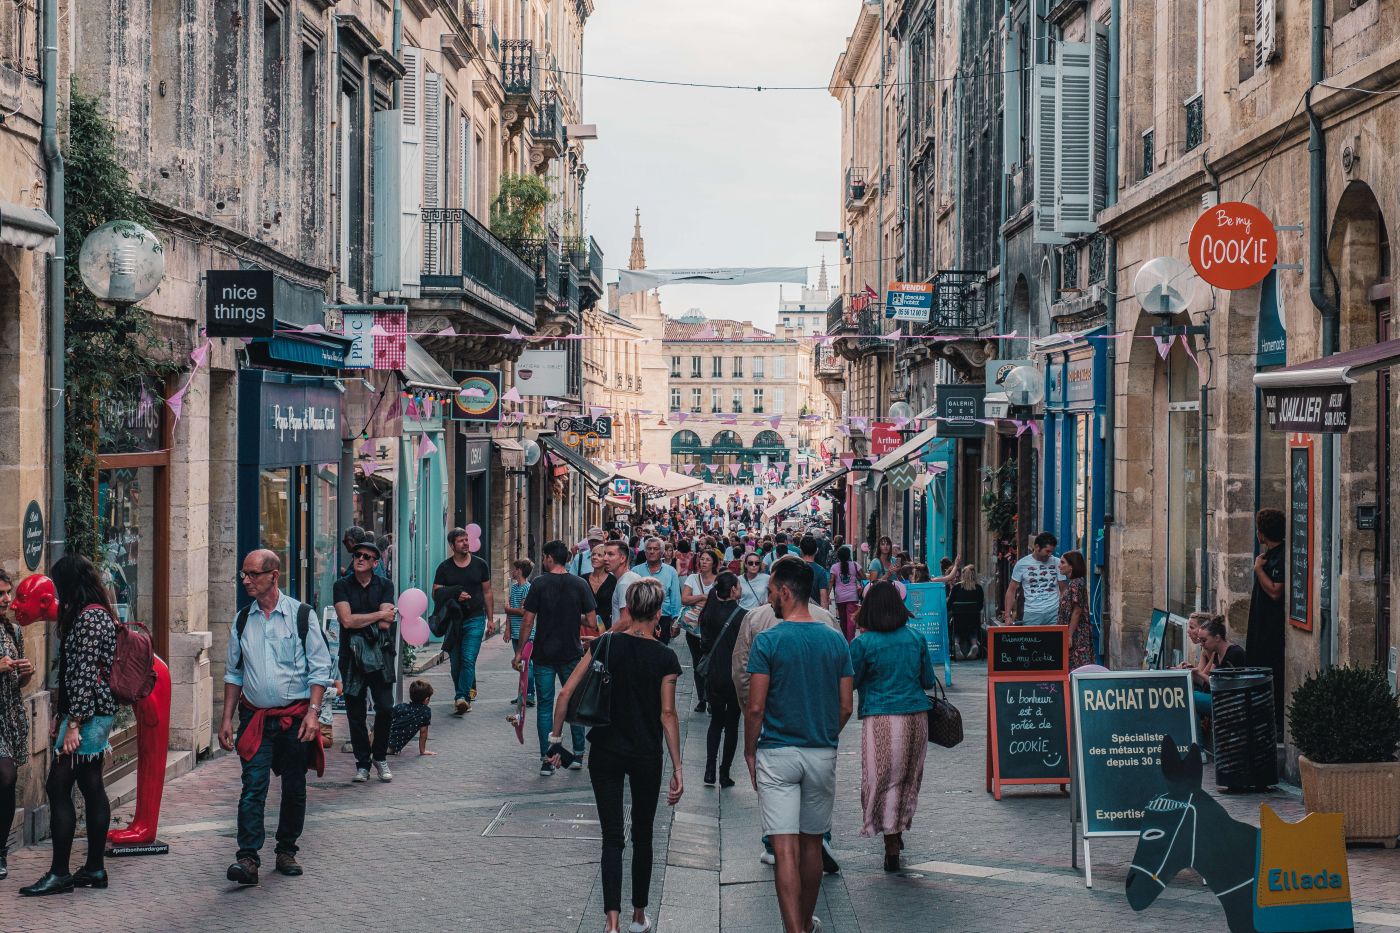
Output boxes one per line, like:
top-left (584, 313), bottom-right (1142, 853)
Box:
top-left (884, 281), bottom-right (934, 322)
top-left (611, 477), bottom-right (631, 497)
top-left (257, 380), bottom-right (342, 467)
top-left (1262, 386), bottom-right (1351, 433)
top-left (1256, 270), bottom-right (1287, 367)
top-left (21, 500), bottom-right (43, 571)
top-left (206, 269), bottom-right (275, 338)
top-left (452, 370), bottom-right (502, 423)
top-left (373, 308), bottom-right (407, 369)
top-left (936, 384), bottom-right (987, 438)
top-left (1188, 201), bottom-right (1279, 291)
top-left (515, 349), bottom-right (570, 397)
top-left (557, 415), bottom-right (613, 442)
top-left (342, 310), bottom-right (375, 369)
top-left (985, 626), bottom-right (1071, 800)
top-left (1289, 434), bottom-right (1313, 630)
top-left (869, 421), bottom-right (903, 457)
top-left (461, 437), bottom-right (490, 476)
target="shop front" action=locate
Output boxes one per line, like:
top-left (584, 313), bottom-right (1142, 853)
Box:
top-left (1041, 336), bottom-right (1108, 569)
top-left (236, 369), bottom-right (344, 619)
top-left (455, 434), bottom-right (492, 551)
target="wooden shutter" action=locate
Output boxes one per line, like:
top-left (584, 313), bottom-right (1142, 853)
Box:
top-left (1055, 41), bottom-right (1095, 235)
top-left (1255, 0), bottom-right (1277, 69)
top-left (422, 71), bottom-right (442, 274)
top-left (1091, 26), bottom-right (1110, 216)
top-left (399, 47), bottom-right (422, 295)
top-left (1002, 22), bottom-right (1021, 171)
top-left (460, 115), bottom-right (472, 212)
top-left (1032, 63), bottom-right (1064, 244)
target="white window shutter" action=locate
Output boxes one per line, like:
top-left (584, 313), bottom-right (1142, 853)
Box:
top-left (1032, 63), bottom-right (1065, 244)
top-left (1255, 0), bottom-right (1277, 69)
top-left (1002, 24), bottom-right (1021, 171)
top-left (400, 48), bottom-right (421, 143)
top-left (1055, 41), bottom-right (1095, 235)
top-left (422, 72), bottom-right (442, 275)
top-left (1091, 26), bottom-right (1110, 215)
top-left (371, 108), bottom-right (404, 294)
top-left (460, 115), bottom-right (471, 211)
top-left (399, 49), bottom-right (422, 296)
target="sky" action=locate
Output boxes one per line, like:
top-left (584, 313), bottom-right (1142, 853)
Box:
top-left (581, 0), bottom-right (852, 329)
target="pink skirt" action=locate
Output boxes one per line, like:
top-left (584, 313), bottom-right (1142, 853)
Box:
top-left (860, 712), bottom-right (928, 836)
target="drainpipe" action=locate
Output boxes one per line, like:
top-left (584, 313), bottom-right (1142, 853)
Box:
top-left (1307, 0), bottom-right (1339, 668)
top-left (42, 0), bottom-right (65, 562)
top-left (1100, 0), bottom-right (1120, 661)
top-left (392, 0), bottom-right (403, 106)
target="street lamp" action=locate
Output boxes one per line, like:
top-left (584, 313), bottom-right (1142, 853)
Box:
top-left (78, 220), bottom-right (164, 306)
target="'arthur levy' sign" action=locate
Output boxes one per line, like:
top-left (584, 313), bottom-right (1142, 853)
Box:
top-left (1263, 386), bottom-right (1351, 433)
top-left (206, 270), bottom-right (275, 338)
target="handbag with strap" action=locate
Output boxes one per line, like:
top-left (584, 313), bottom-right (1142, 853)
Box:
top-left (695, 605), bottom-right (745, 681)
top-left (566, 632), bottom-right (614, 728)
top-left (926, 676), bottom-right (964, 748)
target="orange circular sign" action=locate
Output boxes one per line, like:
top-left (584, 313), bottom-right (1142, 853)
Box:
top-left (1188, 201), bottom-right (1278, 290)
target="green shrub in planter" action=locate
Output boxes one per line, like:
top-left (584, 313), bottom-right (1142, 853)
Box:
top-left (1288, 665), bottom-right (1400, 764)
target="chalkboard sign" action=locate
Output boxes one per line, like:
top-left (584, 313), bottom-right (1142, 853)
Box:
top-left (988, 626), bottom-right (1067, 674)
top-left (990, 679), bottom-right (1071, 784)
top-left (1289, 444), bottom-right (1311, 629)
top-left (904, 582), bottom-right (953, 685)
top-left (1071, 670), bottom-right (1197, 836)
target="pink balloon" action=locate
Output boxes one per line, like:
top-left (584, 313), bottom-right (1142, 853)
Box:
top-left (397, 587), bottom-right (428, 618)
top-left (466, 522), bottom-right (483, 553)
top-left (860, 542), bottom-right (870, 553)
top-left (401, 614), bottom-right (430, 647)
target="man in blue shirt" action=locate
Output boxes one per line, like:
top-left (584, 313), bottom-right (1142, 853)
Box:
top-left (799, 536), bottom-right (831, 611)
top-left (745, 557), bottom-right (853, 933)
top-left (637, 537), bottom-right (682, 645)
top-left (220, 549), bottom-right (336, 886)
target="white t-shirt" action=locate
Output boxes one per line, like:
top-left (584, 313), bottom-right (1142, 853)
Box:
top-left (612, 570), bottom-right (644, 624)
top-left (736, 573), bottom-right (770, 610)
top-left (1011, 553), bottom-right (1063, 617)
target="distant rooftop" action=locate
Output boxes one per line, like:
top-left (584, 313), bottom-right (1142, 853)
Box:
top-left (664, 317), bottom-right (789, 342)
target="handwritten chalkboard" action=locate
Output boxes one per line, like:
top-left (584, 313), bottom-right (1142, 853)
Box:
top-left (989, 627), bottom-right (1067, 674)
top-left (1289, 445), bottom-right (1310, 627)
top-left (991, 680), bottom-right (1071, 782)
top-left (1071, 671), bottom-right (1198, 836)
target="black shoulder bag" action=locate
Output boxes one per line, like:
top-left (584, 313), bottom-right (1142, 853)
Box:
top-left (926, 675), bottom-right (964, 748)
top-left (565, 633), bottom-right (614, 728)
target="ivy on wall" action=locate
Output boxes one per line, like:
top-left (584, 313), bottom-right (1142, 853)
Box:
top-left (62, 89), bottom-right (181, 558)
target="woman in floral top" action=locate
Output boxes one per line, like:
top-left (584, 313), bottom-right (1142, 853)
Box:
top-left (1059, 550), bottom-right (1095, 669)
top-left (20, 555), bottom-right (118, 897)
top-left (0, 569), bottom-right (34, 882)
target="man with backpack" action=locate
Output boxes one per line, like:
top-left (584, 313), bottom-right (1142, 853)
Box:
top-left (220, 549), bottom-right (336, 886)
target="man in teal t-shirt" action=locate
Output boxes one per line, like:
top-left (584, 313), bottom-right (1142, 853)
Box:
top-left (745, 557), bottom-right (853, 933)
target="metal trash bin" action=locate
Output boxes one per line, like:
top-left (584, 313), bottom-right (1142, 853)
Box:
top-left (1210, 666), bottom-right (1278, 790)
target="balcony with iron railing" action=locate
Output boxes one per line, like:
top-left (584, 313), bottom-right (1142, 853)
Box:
top-left (913, 270), bottom-right (991, 336)
top-left (418, 208), bottom-right (537, 332)
top-left (825, 294), bottom-right (853, 335)
top-left (501, 39), bottom-right (539, 129)
top-left (580, 236), bottom-right (604, 306)
top-left (532, 91), bottom-right (566, 164)
top-left (854, 308), bottom-right (890, 353)
top-left (845, 167), bottom-right (869, 208)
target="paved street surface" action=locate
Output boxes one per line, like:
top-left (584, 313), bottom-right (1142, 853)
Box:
top-left (6, 638), bottom-right (1400, 933)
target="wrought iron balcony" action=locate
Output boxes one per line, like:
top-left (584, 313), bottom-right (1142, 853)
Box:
top-left (1185, 95), bottom-right (1203, 152)
top-left (501, 39), bottom-right (539, 124)
top-left (914, 270), bottom-right (990, 336)
top-left (560, 263), bottom-right (580, 317)
top-left (814, 344), bottom-right (843, 379)
top-left (418, 208), bottom-right (537, 332)
top-left (826, 295), bottom-right (854, 335)
top-left (580, 236), bottom-right (604, 307)
top-left (854, 308), bottom-right (890, 352)
top-left (845, 167), bottom-right (869, 208)
top-left (504, 236), bottom-right (562, 310)
top-left (533, 91), bottom-right (566, 162)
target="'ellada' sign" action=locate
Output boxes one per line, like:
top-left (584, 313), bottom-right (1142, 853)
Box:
top-left (207, 270), bottom-right (275, 338)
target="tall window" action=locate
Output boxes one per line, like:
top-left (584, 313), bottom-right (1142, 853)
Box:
top-left (733, 356), bottom-right (743, 378)
top-left (712, 356), bottom-right (723, 378)
top-left (773, 388), bottom-right (786, 413)
top-left (711, 388), bottom-right (722, 412)
top-left (732, 390), bottom-right (743, 413)
top-left (670, 356), bottom-right (681, 378)
top-left (1165, 341), bottom-right (1201, 616)
top-left (262, 8), bottom-right (283, 164)
top-left (300, 40), bottom-right (321, 233)
top-left (690, 388), bottom-right (702, 412)
top-left (773, 356), bottom-right (787, 379)
top-left (691, 356), bottom-right (702, 378)
top-left (753, 357), bottom-right (766, 379)
top-left (670, 388), bottom-right (681, 411)
top-left (753, 388), bottom-right (765, 413)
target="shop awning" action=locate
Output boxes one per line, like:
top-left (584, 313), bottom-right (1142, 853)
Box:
top-left (494, 438), bottom-right (524, 468)
top-left (610, 464), bottom-right (705, 494)
top-left (248, 319), bottom-right (352, 370)
top-left (400, 336), bottom-right (459, 392)
top-left (766, 465), bottom-right (849, 522)
top-left (538, 433), bottom-right (611, 491)
top-left (0, 200), bottom-right (58, 253)
top-left (1253, 338), bottom-right (1400, 389)
top-left (1253, 338), bottom-right (1400, 433)
top-left (870, 423), bottom-right (940, 473)
top-left (604, 493), bottom-right (633, 510)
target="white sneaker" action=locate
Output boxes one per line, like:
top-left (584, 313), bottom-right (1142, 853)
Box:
top-left (627, 915), bottom-right (653, 933)
top-left (806, 917), bottom-right (823, 933)
top-left (373, 760), bottom-right (393, 782)
top-left (759, 850), bottom-right (776, 865)
top-left (352, 768), bottom-right (369, 783)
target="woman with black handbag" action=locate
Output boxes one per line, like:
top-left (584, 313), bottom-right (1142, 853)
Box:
top-left (549, 578), bottom-right (683, 933)
top-left (849, 581), bottom-right (937, 873)
top-left (696, 572), bottom-right (745, 788)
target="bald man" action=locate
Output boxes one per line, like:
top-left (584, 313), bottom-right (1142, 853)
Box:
top-left (220, 549), bottom-right (336, 886)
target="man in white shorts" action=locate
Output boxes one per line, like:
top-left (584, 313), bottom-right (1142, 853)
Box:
top-left (744, 557), bottom-right (853, 933)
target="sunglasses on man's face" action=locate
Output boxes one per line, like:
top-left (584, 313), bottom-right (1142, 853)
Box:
top-left (353, 552), bottom-right (378, 562)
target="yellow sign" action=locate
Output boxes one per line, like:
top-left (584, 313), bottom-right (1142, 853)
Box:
top-left (1254, 804), bottom-right (1353, 932)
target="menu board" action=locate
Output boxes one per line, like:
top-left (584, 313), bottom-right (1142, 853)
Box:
top-left (990, 680), bottom-right (1071, 783)
top-left (1289, 444), bottom-right (1311, 628)
top-left (989, 626), bottom-right (1067, 673)
top-left (1071, 671), bottom-right (1197, 836)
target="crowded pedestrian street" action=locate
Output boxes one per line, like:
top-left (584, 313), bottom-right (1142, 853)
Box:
top-left (0, 637), bottom-right (1396, 933)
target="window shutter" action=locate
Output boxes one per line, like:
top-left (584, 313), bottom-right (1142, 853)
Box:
top-left (1255, 0), bottom-right (1277, 69)
top-left (1002, 23), bottom-right (1021, 171)
top-left (399, 48), bottom-right (422, 296)
top-left (1032, 63), bottom-right (1064, 244)
top-left (460, 115), bottom-right (471, 212)
top-left (372, 108), bottom-right (404, 294)
top-left (422, 71), bottom-right (442, 274)
top-left (1055, 41), bottom-right (1095, 235)
top-left (1091, 26), bottom-right (1110, 215)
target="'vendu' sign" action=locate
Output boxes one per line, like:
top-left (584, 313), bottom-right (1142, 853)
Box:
top-left (885, 282), bottom-right (934, 322)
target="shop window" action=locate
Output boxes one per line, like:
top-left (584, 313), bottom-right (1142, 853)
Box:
top-left (1165, 341), bottom-right (1201, 616)
top-left (260, 468), bottom-right (294, 576)
top-left (1074, 413), bottom-right (1093, 553)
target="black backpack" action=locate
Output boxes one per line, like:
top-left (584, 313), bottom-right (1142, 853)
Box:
top-left (234, 602), bottom-right (324, 672)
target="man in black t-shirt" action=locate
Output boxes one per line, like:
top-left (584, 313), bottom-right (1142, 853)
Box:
top-left (432, 528), bottom-right (493, 714)
top-left (332, 540), bottom-right (397, 783)
top-left (1246, 508), bottom-right (1287, 731)
top-left (515, 539), bottom-right (597, 775)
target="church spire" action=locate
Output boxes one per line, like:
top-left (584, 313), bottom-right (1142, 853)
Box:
top-left (818, 256), bottom-right (829, 291)
top-left (628, 207), bottom-right (647, 270)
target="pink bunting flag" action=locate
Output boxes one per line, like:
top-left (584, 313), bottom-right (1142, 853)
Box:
top-left (681, 463), bottom-right (696, 475)
top-left (837, 424), bottom-right (850, 437)
top-left (674, 411), bottom-right (688, 424)
top-left (359, 440), bottom-right (376, 457)
top-left (302, 323), bottom-right (328, 334)
top-left (728, 464), bottom-right (741, 478)
top-left (692, 324), bottom-right (718, 340)
top-left (892, 416), bottom-right (910, 430)
top-left (637, 462), bottom-right (649, 474)
top-left (166, 388), bottom-right (187, 421)
top-left (1154, 334), bottom-right (1176, 359)
top-left (659, 464), bottom-right (670, 476)
top-left (501, 386), bottom-right (523, 403)
top-left (505, 326), bottom-right (526, 341)
top-left (840, 454), bottom-right (855, 469)
top-left (851, 416), bottom-right (869, 432)
top-left (370, 324), bottom-right (390, 337)
top-left (436, 325), bottom-right (457, 337)
top-left (1181, 337), bottom-right (1205, 376)
top-left (590, 407), bottom-right (606, 420)
top-left (545, 399), bottom-right (561, 410)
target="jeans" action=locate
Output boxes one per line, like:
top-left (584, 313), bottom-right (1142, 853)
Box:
top-left (705, 698), bottom-right (740, 777)
top-left (533, 658), bottom-right (586, 758)
top-left (512, 638), bottom-right (536, 701)
top-left (590, 746), bottom-right (663, 914)
top-left (345, 670), bottom-right (394, 768)
top-left (450, 616), bottom-right (487, 701)
top-left (1194, 689), bottom-right (1213, 716)
top-left (235, 704), bottom-right (310, 865)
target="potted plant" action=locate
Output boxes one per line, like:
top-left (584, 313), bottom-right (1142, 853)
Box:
top-left (1289, 664), bottom-right (1400, 847)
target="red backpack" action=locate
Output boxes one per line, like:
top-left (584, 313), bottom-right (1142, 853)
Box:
top-left (89, 604), bottom-right (157, 704)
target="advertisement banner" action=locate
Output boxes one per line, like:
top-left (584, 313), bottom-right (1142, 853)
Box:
top-left (515, 349), bottom-right (570, 397)
top-left (885, 282), bottom-right (934, 322)
top-left (342, 311), bottom-right (375, 369)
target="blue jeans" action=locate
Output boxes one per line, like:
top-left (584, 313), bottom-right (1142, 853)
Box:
top-left (1194, 689), bottom-right (1213, 716)
top-left (450, 616), bottom-right (486, 701)
top-left (533, 658), bottom-right (585, 758)
top-left (235, 705), bottom-right (309, 865)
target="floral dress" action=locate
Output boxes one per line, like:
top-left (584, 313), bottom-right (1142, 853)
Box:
top-left (1061, 579), bottom-right (1095, 668)
top-left (0, 622), bottom-right (28, 761)
top-left (56, 607), bottom-right (118, 724)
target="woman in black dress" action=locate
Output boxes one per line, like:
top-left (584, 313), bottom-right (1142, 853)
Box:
top-left (948, 565), bottom-right (986, 660)
top-left (698, 573), bottom-right (745, 787)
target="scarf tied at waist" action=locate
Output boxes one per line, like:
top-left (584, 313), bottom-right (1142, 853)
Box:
top-left (237, 698), bottom-right (326, 777)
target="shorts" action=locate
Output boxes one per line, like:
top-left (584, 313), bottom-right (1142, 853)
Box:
top-left (53, 714), bottom-right (115, 763)
top-left (1020, 606), bottom-right (1059, 626)
top-left (755, 745), bottom-right (838, 836)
